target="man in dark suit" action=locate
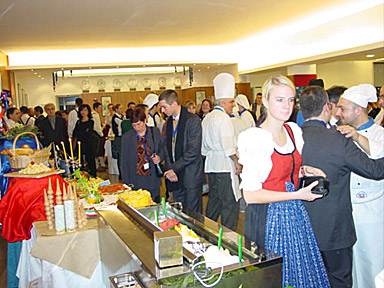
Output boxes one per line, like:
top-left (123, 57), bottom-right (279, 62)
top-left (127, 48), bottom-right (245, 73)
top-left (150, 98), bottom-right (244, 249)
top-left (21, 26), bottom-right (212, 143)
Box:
top-left (38, 103), bottom-right (68, 150)
top-left (299, 86), bottom-right (384, 288)
top-left (159, 89), bottom-right (204, 213)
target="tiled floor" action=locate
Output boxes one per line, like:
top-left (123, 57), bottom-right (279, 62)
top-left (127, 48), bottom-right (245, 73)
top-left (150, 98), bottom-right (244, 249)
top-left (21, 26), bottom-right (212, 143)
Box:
top-left (0, 170), bottom-right (244, 287)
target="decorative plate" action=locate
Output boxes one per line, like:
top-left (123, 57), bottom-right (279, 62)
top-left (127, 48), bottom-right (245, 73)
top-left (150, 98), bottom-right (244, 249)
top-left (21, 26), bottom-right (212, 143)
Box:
top-left (127, 77), bottom-right (138, 88)
top-left (81, 79), bottom-right (90, 90)
top-left (96, 78), bottom-right (106, 89)
top-left (158, 77), bottom-right (167, 87)
top-left (142, 78), bottom-right (152, 88)
top-left (173, 76), bottom-right (182, 86)
top-left (112, 78), bottom-right (122, 89)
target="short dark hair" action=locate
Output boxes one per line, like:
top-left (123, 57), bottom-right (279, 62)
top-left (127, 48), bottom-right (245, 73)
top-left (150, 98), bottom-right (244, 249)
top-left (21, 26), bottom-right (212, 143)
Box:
top-left (127, 102), bottom-right (135, 107)
top-left (77, 104), bottom-right (92, 119)
top-left (20, 106), bottom-right (29, 114)
top-left (7, 107), bottom-right (17, 118)
top-left (75, 98), bottom-right (83, 107)
top-left (326, 86), bottom-right (347, 104)
top-left (126, 108), bottom-right (134, 119)
top-left (300, 86), bottom-right (328, 119)
top-left (130, 107), bottom-right (146, 123)
top-left (55, 111), bottom-right (63, 118)
top-left (34, 106), bottom-right (43, 114)
top-left (93, 102), bottom-right (102, 110)
top-left (61, 109), bottom-right (69, 115)
top-left (159, 89), bottom-right (180, 105)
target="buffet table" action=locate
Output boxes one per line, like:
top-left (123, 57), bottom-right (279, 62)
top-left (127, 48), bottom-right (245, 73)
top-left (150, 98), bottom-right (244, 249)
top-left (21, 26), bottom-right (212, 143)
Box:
top-left (17, 219), bottom-right (104, 288)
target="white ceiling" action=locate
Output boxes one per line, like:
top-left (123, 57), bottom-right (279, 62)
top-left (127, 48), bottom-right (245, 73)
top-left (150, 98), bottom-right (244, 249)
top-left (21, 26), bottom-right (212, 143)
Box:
top-left (0, 0), bottom-right (360, 52)
top-left (1, 0), bottom-right (382, 73)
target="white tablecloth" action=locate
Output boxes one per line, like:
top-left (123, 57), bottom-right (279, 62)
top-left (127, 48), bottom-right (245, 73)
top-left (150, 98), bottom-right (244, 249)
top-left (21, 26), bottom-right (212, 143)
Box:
top-left (17, 226), bottom-right (105, 288)
top-left (104, 140), bottom-right (119, 175)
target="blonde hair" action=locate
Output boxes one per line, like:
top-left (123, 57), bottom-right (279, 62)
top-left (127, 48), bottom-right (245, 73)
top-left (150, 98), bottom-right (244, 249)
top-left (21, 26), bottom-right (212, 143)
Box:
top-left (262, 75), bottom-right (295, 100)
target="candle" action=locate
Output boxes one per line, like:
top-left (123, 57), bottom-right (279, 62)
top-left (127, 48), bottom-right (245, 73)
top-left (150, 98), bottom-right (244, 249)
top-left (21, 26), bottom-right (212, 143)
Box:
top-left (69, 138), bottom-right (74, 159)
top-left (155, 210), bottom-right (159, 227)
top-left (238, 235), bottom-right (243, 262)
top-left (61, 141), bottom-right (68, 161)
top-left (78, 141), bottom-right (81, 164)
top-left (218, 227), bottom-right (223, 250)
top-left (162, 197), bottom-right (167, 217)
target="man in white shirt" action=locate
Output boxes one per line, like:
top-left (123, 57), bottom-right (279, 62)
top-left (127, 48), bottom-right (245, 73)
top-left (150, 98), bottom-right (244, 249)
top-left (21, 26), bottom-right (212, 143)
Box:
top-left (235, 94), bottom-right (255, 129)
top-left (92, 102), bottom-right (106, 171)
top-left (336, 84), bottom-right (384, 288)
top-left (19, 106), bottom-right (35, 126)
top-left (202, 73), bottom-right (242, 231)
top-left (5, 108), bottom-right (21, 129)
top-left (68, 97), bottom-right (83, 137)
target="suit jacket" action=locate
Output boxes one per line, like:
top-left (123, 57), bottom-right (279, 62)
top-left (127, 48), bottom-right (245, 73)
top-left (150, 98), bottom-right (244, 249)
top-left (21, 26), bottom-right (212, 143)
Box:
top-left (120, 126), bottom-right (163, 189)
top-left (164, 106), bottom-right (204, 190)
top-left (38, 116), bottom-right (68, 147)
top-left (301, 120), bottom-right (384, 251)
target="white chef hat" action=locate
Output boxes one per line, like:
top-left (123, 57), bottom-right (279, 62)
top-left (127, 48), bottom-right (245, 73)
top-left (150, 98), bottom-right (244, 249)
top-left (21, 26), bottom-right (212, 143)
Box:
top-left (214, 73), bottom-right (235, 100)
top-left (143, 93), bottom-right (159, 109)
top-left (235, 94), bottom-right (250, 110)
top-left (341, 84), bottom-right (377, 108)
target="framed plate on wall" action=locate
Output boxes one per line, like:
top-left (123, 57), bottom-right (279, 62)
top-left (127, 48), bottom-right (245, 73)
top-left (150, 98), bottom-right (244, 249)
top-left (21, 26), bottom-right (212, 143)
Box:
top-left (101, 96), bottom-right (112, 117)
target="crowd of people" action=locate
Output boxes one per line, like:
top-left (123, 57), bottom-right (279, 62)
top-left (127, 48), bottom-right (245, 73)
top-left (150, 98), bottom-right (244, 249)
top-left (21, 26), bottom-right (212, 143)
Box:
top-left (3, 73), bottom-right (384, 288)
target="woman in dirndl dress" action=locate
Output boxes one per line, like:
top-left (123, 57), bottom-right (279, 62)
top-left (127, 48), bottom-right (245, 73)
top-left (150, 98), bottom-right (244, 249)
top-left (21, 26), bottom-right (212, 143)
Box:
top-left (237, 75), bottom-right (330, 288)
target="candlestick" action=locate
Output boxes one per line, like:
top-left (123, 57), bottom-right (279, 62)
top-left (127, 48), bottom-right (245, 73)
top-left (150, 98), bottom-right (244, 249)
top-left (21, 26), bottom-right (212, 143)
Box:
top-left (69, 138), bottom-right (74, 159)
top-left (61, 141), bottom-right (68, 161)
top-left (54, 205), bottom-right (65, 234)
top-left (78, 141), bottom-right (81, 165)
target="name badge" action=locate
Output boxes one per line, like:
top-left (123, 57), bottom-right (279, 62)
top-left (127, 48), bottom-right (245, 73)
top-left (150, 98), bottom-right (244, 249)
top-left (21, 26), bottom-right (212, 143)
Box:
top-left (143, 162), bottom-right (149, 170)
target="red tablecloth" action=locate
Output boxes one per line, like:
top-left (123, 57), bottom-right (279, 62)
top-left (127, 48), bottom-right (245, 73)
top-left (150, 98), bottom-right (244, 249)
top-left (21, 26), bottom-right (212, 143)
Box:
top-left (0, 175), bottom-right (68, 242)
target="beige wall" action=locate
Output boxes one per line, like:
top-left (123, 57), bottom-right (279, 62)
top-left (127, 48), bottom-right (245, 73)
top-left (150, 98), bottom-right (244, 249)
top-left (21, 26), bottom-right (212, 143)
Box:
top-left (316, 61), bottom-right (374, 89)
top-left (15, 65), bottom-right (240, 108)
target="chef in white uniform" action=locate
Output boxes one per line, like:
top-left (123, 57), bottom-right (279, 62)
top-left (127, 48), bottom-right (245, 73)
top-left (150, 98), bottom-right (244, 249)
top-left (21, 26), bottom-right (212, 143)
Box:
top-left (235, 94), bottom-right (255, 129)
top-left (143, 93), bottom-right (159, 128)
top-left (202, 73), bottom-right (242, 231)
top-left (336, 84), bottom-right (384, 288)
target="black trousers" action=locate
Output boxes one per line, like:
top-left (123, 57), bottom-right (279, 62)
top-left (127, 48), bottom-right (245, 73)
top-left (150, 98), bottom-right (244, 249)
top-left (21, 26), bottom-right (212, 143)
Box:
top-left (206, 173), bottom-right (239, 231)
top-left (173, 186), bottom-right (202, 214)
top-left (321, 247), bottom-right (353, 288)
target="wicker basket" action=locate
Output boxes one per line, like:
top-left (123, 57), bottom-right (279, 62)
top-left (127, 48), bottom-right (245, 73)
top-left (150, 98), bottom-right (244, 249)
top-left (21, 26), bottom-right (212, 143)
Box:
top-left (8, 132), bottom-right (50, 170)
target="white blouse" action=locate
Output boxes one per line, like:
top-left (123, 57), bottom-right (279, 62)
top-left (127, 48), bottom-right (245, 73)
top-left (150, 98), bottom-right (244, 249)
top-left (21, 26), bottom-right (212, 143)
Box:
top-left (238, 122), bottom-right (304, 191)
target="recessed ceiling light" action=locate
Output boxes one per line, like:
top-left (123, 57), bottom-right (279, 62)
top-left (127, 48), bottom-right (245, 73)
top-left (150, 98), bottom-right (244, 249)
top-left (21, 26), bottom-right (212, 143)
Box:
top-left (193, 64), bottom-right (196, 66)
top-left (38, 75), bottom-right (41, 77)
top-left (366, 54), bottom-right (375, 58)
top-left (34, 72), bottom-right (37, 74)
top-left (31, 69), bottom-right (34, 71)
top-left (207, 66), bottom-right (210, 69)
top-left (41, 78), bottom-right (44, 80)
top-left (198, 69), bottom-right (201, 72)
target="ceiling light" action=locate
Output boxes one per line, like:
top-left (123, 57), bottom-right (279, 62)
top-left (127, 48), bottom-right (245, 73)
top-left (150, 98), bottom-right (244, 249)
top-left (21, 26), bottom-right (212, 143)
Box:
top-left (34, 72), bottom-right (37, 74)
top-left (366, 54), bottom-right (375, 57)
top-left (207, 66), bottom-right (210, 69)
top-left (38, 75), bottom-right (41, 77)
top-left (31, 69), bottom-right (33, 71)
top-left (41, 78), bottom-right (44, 80)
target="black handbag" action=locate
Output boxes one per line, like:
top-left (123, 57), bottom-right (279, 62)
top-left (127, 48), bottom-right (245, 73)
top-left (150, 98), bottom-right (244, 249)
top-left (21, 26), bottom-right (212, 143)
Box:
top-left (299, 176), bottom-right (330, 196)
top-left (150, 127), bottom-right (164, 177)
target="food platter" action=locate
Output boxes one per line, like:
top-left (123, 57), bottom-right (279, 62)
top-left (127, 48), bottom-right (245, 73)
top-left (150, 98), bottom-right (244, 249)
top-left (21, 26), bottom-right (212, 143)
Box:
top-left (4, 169), bottom-right (65, 178)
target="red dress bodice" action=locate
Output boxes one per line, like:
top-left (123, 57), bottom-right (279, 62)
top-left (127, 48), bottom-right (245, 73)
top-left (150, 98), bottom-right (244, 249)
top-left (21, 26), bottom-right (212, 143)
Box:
top-left (262, 124), bottom-right (302, 192)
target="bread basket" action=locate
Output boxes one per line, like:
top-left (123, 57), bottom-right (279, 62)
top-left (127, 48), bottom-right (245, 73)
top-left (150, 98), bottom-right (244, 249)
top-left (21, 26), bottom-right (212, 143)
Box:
top-left (8, 132), bottom-right (50, 169)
